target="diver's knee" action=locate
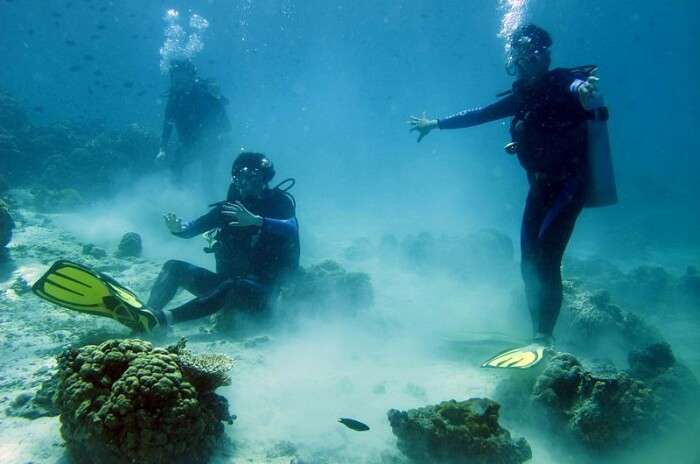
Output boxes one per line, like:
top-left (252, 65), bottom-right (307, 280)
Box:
top-left (163, 259), bottom-right (187, 271)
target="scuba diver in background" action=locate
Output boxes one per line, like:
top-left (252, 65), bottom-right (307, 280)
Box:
top-left (0, 199), bottom-right (15, 262)
top-left (408, 24), bottom-right (614, 368)
top-left (32, 152), bottom-right (299, 333)
top-left (156, 59), bottom-right (232, 184)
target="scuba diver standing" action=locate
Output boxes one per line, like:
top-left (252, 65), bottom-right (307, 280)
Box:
top-left (156, 59), bottom-right (232, 186)
top-left (32, 152), bottom-right (299, 333)
top-left (408, 24), bottom-right (616, 368)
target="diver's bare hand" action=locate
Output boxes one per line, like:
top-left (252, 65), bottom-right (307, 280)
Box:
top-left (407, 112), bottom-right (438, 143)
top-left (155, 149), bottom-right (167, 163)
top-left (577, 72), bottom-right (600, 105)
top-left (163, 213), bottom-right (183, 234)
top-left (222, 202), bottom-right (263, 228)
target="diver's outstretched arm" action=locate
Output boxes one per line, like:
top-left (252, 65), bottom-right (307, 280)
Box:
top-left (437, 95), bottom-right (516, 130)
top-left (408, 95), bottom-right (516, 143)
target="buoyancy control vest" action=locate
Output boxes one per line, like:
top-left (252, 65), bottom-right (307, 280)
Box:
top-left (207, 180), bottom-right (300, 283)
top-left (504, 65), bottom-right (617, 207)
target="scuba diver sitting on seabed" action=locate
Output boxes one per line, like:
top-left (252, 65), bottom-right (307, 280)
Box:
top-left (32, 152), bottom-right (300, 333)
top-left (408, 24), bottom-right (616, 368)
top-left (147, 151), bottom-right (300, 330)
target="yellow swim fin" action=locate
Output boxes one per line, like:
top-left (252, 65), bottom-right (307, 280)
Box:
top-left (481, 343), bottom-right (547, 369)
top-left (32, 260), bottom-right (160, 333)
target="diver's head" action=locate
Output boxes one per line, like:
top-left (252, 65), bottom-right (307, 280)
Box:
top-left (507, 24), bottom-right (552, 79)
top-left (230, 152), bottom-right (275, 200)
top-left (169, 59), bottom-right (197, 93)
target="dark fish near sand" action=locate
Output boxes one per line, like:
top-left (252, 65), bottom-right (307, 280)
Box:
top-left (338, 418), bottom-right (370, 431)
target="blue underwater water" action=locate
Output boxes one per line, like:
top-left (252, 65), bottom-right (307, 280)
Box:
top-left (0, 1), bottom-right (699, 463)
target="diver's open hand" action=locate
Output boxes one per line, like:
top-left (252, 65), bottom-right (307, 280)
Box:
top-left (163, 213), bottom-right (184, 234)
top-left (407, 112), bottom-right (438, 143)
top-left (577, 72), bottom-right (600, 105)
top-left (222, 202), bottom-right (263, 228)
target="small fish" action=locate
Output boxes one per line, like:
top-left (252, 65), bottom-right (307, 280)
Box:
top-left (89, 34), bottom-right (100, 40)
top-left (123, 81), bottom-right (134, 88)
top-left (338, 418), bottom-right (370, 432)
top-left (93, 70), bottom-right (102, 76)
top-left (136, 90), bottom-right (146, 97)
top-left (96, 23), bottom-right (106, 30)
top-left (26, 28), bottom-right (35, 36)
top-left (98, 6), bottom-right (107, 12)
top-left (65, 39), bottom-right (76, 46)
top-left (51, 11), bottom-right (63, 18)
top-left (83, 54), bottom-right (94, 61)
top-left (32, 106), bottom-right (44, 113)
top-left (69, 65), bottom-right (81, 72)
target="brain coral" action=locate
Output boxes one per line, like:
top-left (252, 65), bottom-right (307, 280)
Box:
top-left (55, 338), bottom-right (234, 464)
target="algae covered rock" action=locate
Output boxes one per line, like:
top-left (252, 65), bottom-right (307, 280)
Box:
top-left (115, 232), bottom-right (143, 258)
top-left (627, 343), bottom-right (700, 432)
top-left (82, 243), bottom-right (108, 259)
top-left (0, 88), bottom-right (159, 196)
top-left (279, 260), bottom-right (374, 313)
top-left (628, 342), bottom-right (675, 380)
top-left (400, 232), bottom-right (437, 268)
top-left (496, 347), bottom-right (699, 457)
top-left (562, 282), bottom-right (663, 355)
top-left (532, 353), bottom-right (656, 450)
top-left (55, 338), bottom-right (234, 464)
top-left (6, 373), bottom-right (60, 419)
top-left (387, 398), bottom-right (531, 464)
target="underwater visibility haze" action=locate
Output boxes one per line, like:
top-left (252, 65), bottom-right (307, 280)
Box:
top-left (0, 1), bottom-right (699, 463)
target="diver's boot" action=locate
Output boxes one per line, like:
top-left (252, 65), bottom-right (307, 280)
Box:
top-left (103, 299), bottom-right (164, 334)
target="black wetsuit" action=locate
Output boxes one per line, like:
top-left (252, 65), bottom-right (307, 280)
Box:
top-left (161, 80), bottom-right (232, 178)
top-left (147, 187), bottom-right (299, 324)
top-left (438, 68), bottom-right (593, 336)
